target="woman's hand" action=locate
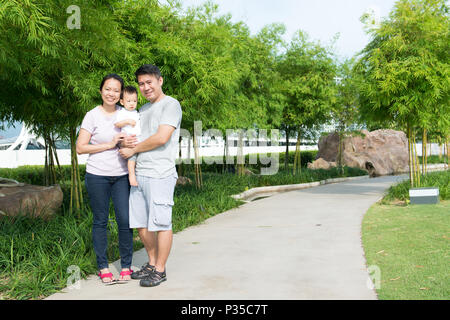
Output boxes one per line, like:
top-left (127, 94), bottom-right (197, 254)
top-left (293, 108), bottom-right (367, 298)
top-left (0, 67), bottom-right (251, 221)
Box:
top-left (77, 129), bottom-right (125, 155)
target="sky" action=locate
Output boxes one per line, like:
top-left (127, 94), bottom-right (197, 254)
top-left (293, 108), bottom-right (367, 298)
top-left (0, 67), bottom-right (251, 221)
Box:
top-left (1, 0), bottom-right (399, 139)
top-left (181, 0), bottom-right (398, 58)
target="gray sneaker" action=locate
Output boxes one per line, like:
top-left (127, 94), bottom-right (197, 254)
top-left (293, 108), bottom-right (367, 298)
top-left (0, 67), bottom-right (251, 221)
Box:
top-left (140, 269), bottom-right (167, 287)
top-left (131, 263), bottom-right (155, 280)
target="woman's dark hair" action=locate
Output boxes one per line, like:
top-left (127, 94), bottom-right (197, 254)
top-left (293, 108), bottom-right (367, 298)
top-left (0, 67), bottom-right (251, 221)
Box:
top-left (121, 85), bottom-right (138, 99)
top-left (99, 73), bottom-right (124, 92)
top-left (135, 64), bottom-right (162, 82)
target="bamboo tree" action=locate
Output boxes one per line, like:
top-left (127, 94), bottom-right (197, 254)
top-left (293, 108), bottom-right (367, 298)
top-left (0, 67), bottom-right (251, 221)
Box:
top-left (0, 0), bottom-right (135, 215)
top-left (355, 0), bottom-right (449, 187)
top-left (278, 31), bottom-right (338, 174)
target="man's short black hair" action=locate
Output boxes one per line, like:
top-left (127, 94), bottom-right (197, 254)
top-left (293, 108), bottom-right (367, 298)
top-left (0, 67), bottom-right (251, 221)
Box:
top-left (122, 85), bottom-right (138, 99)
top-left (135, 64), bottom-right (162, 82)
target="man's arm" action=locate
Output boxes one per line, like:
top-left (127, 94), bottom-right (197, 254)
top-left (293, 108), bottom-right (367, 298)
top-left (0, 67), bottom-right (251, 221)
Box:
top-left (119, 124), bottom-right (175, 159)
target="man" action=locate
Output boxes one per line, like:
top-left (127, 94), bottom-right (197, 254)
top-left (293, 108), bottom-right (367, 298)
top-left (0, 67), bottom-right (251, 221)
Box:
top-left (119, 64), bottom-right (182, 287)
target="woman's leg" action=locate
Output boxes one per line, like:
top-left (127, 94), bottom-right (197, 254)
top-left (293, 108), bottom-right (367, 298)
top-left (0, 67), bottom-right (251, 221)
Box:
top-left (85, 173), bottom-right (112, 272)
top-left (111, 174), bottom-right (134, 273)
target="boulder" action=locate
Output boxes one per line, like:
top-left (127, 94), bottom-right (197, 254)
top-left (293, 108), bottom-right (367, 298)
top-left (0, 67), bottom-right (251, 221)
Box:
top-left (0, 183), bottom-right (63, 218)
top-left (315, 129), bottom-right (409, 177)
top-left (308, 158), bottom-right (336, 170)
top-left (176, 176), bottom-right (192, 186)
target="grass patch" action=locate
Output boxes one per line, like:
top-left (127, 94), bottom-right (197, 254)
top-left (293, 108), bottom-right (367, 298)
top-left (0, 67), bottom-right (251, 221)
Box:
top-left (362, 201), bottom-right (449, 300)
top-left (363, 170), bottom-right (449, 299)
top-left (418, 155), bottom-right (448, 165)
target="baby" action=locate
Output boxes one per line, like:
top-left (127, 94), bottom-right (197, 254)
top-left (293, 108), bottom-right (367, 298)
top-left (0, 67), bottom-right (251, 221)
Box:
top-left (114, 86), bottom-right (141, 187)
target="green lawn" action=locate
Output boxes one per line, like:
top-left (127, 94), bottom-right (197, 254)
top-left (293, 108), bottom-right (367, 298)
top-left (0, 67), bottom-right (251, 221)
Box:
top-left (362, 201), bottom-right (450, 300)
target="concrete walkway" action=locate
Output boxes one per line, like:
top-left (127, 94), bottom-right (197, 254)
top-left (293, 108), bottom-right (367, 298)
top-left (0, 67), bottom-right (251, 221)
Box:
top-left (47, 175), bottom-right (406, 300)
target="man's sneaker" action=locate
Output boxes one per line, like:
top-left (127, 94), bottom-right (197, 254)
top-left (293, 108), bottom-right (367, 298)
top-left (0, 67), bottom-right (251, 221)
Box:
top-left (131, 263), bottom-right (155, 280)
top-left (140, 269), bottom-right (167, 287)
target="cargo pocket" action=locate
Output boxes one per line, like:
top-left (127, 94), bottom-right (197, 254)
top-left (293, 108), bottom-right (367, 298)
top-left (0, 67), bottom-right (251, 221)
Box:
top-left (151, 176), bottom-right (177, 227)
top-left (152, 197), bottom-right (174, 227)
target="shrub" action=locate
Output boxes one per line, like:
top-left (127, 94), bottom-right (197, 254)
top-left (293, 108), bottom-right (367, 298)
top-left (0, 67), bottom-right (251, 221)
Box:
top-left (383, 170), bottom-right (449, 203)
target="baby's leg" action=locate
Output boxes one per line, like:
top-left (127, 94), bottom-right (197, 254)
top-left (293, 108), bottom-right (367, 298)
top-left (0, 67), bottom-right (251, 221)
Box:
top-left (128, 160), bottom-right (138, 187)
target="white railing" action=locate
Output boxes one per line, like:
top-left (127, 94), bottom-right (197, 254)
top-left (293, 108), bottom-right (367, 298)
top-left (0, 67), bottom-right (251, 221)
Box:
top-left (0, 142), bottom-right (446, 169)
top-left (0, 145), bottom-right (318, 168)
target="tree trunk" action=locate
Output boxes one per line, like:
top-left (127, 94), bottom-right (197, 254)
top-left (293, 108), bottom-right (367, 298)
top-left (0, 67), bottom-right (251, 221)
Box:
top-left (177, 136), bottom-right (183, 178)
top-left (445, 137), bottom-right (450, 166)
top-left (193, 128), bottom-right (202, 189)
top-left (43, 131), bottom-right (58, 186)
top-left (69, 126), bottom-right (83, 218)
top-left (284, 127), bottom-right (289, 171)
top-left (407, 125), bottom-right (414, 187)
top-left (293, 129), bottom-right (301, 176)
top-left (422, 128), bottom-right (427, 175)
top-left (337, 130), bottom-right (345, 176)
top-left (412, 130), bottom-right (420, 187)
top-left (237, 130), bottom-right (245, 176)
top-left (187, 136), bottom-right (192, 176)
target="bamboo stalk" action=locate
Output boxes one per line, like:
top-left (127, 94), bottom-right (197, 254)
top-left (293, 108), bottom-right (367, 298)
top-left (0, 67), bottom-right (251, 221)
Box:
top-left (76, 149), bottom-right (83, 214)
top-left (413, 132), bottom-right (420, 187)
top-left (237, 130), bottom-right (244, 176)
top-left (44, 136), bottom-right (49, 186)
top-left (422, 128), bottom-right (427, 175)
top-left (69, 129), bottom-right (75, 215)
top-left (407, 125), bottom-right (414, 187)
top-left (285, 128), bottom-right (289, 171)
top-left (193, 130), bottom-right (202, 189)
top-left (445, 137), bottom-right (449, 166)
top-left (293, 129), bottom-right (301, 175)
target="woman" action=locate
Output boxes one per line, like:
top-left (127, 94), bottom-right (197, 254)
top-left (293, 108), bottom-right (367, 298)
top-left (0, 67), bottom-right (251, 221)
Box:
top-left (76, 74), bottom-right (133, 284)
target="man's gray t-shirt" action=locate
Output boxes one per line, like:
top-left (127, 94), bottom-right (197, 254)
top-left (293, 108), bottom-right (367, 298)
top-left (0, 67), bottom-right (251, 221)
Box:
top-left (133, 95), bottom-right (182, 179)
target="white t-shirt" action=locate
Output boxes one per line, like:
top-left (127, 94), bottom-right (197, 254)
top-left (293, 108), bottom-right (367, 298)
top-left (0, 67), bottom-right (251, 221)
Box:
top-left (114, 107), bottom-right (141, 137)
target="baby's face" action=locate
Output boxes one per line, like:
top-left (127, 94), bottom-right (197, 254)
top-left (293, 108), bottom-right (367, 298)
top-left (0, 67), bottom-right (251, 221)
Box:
top-left (121, 92), bottom-right (138, 111)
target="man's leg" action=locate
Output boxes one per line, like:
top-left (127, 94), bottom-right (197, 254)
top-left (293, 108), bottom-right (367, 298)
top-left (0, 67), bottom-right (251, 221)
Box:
top-left (129, 175), bottom-right (157, 279)
top-left (138, 228), bottom-right (157, 266)
top-left (140, 174), bottom-right (177, 287)
top-left (155, 230), bottom-right (173, 272)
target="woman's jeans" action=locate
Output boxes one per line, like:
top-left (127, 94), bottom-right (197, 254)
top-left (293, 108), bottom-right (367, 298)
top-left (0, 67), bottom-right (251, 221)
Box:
top-left (85, 172), bottom-right (133, 270)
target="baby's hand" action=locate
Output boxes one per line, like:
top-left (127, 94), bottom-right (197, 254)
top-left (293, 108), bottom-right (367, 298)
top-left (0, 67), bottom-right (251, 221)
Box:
top-left (127, 119), bottom-right (136, 127)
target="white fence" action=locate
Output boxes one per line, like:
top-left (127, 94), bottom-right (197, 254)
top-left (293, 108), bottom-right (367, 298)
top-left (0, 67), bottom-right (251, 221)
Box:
top-left (0, 145), bottom-right (318, 169)
top-left (0, 143), bottom-right (446, 169)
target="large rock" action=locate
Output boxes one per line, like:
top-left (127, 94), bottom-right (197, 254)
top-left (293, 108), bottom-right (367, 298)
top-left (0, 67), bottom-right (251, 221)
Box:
top-left (307, 158), bottom-right (337, 170)
top-left (0, 184), bottom-right (63, 218)
top-left (316, 129), bottom-right (409, 176)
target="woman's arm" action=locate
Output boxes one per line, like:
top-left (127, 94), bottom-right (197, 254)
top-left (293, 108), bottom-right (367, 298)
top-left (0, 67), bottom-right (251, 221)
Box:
top-left (76, 128), bottom-right (125, 155)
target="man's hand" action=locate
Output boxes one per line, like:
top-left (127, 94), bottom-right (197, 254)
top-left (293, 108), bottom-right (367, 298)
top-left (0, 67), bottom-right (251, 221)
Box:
top-left (119, 147), bottom-right (136, 159)
top-left (121, 134), bottom-right (138, 148)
